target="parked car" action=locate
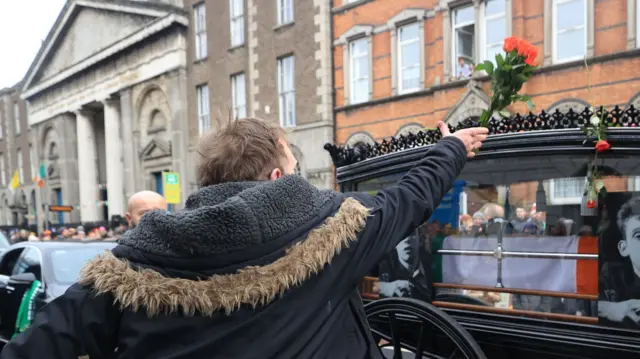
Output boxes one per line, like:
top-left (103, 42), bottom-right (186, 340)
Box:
top-left (0, 241), bottom-right (116, 344)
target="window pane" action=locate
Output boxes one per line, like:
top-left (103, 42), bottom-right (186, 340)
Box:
top-left (401, 66), bottom-right (420, 90)
top-left (557, 28), bottom-right (585, 60)
top-left (401, 42), bottom-right (419, 68)
top-left (354, 56), bottom-right (369, 79)
top-left (557, 0), bottom-right (585, 30)
top-left (399, 23), bottom-right (419, 42)
top-left (485, 43), bottom-right (502, 64)
top-left (351, 38), bottom-right (367, 55)
top-left (485, 17), bottom-right (506, 45)
top-left (454, 6), bottom-right (474, 25)
top-left (456, 26), bottom-right (475, 59)
top-left (485, 0), bottom-right (506, 16)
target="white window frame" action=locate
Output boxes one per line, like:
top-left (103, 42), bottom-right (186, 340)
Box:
top-left (193, 3), bottom-right (207, 60)
top-left (479, 0), bottom-right (508, 63)
top-left (229, 0), bottom-right (245, 47)
top-left (552, 0), bottom-right (587, 64)
top-left (17, 150), bottom-right (23, 184)
top-left (452, 4), bottom-right (476, 73)
top-left (397, 22), bottom-right (421, 94)
top-left (231, 73), bottom-right (247, 120)
top-left (13, 102), bottom-right (20, 135)
top-left (637, 0), bottom-right (640, 48)
top-left (277, 0), bottom-right (294, 25)
top-left (196, 84), bottom-right (210, 135)
top-left (349, 37), bottom-right (371, 104)
top-left (548, 178), bottom-right (585, 205)
top-left (0, 156), bottom-right (5, 187)
top-left (277, 55), bottom-right (296, 128)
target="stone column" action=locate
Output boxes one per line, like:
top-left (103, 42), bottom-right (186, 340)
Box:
top-left (74, 109), bottom-right (99, 222)
top-left (102, 98), bottom-right (125, 219)
top-left (119, 88), bottom-right (136, 199)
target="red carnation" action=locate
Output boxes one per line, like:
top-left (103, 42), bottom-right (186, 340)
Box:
top-left (586, 199), bottom-right (596, 209)
top-left (595, 140), bottom-right (611, 153)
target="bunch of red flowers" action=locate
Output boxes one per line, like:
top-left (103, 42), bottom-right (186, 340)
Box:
top-left (503, 36), bottom-right (538, 66)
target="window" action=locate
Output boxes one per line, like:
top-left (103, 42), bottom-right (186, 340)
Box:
top-left (196, 84), bottom-right (210, 134)
top-left (231, 73), bottom-right (247, 120)
top-left (12, 246), bottom-right (41, 280)
top-left (17, 150), bottom-right (23, 183)
top-left (51, 248), bottom-right (107, 284)
top-left (0, 155), bottom-right (5, 187)
top-left (482, 0), bottom-right (507, 63)
top-left (193, 3), bottom-right (207, 60)
top-left (29, 144), bottom-right (36, 179)
top-left (13, 102), bottom-right (20, 135)
top-left (277, 0), bottom-right (294, 25)
top-left (453, 5), bottom-right (475, 78)
top-left (229, 0), bottom-right (245, 47)
top-left (353, 152), bottom-right (640, 327)
top-left (397, 22), bottom-right (420, 93)
top-left (452, 0), bottom-right (507, 79)
top-left (549, 178), bottom-right (585, 205)
top-left (277, 55), bottom-right (296, 127)
top-left (349, 38), bottom-right (370, 104)
top-left (553, 0), bottom-right (586, 63)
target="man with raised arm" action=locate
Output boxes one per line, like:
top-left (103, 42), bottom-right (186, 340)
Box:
top-left (0, 119), bottom-right (487, 359)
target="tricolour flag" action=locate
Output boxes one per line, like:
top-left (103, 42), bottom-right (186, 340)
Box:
top-left (33, 163), bottom-right (46, 189)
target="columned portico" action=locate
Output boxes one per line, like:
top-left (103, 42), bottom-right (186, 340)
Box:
top-left (102, 98), bottom-right (125, 219)
top-left (75, 109), bottom-right (100, 222)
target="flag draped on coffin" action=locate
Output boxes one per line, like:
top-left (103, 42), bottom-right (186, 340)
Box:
top-left (440, 236), bottom-right (598, 295)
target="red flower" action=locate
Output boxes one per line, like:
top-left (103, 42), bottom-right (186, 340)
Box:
top-left (516, 38), bottom-right (529, 57)
top-left (503, 36), bottom-right (518, 53)
top-left (595, 140), bottom-right (611, 153)
top-left (524, 46), bottom-right (538, 66)
top-left (586, 199), bottom-right (596, 209)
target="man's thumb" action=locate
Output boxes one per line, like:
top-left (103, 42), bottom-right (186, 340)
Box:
top-left (437, 121), bottom-right (450, 136)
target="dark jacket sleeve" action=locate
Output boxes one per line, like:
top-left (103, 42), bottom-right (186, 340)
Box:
top-left (344, 137), bottom-right (468, 282)
top-left (0, 284), bottom-right (119, 359)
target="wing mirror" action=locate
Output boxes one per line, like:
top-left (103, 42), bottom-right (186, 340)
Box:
top-left (9, 272), bottom-right (37, 284)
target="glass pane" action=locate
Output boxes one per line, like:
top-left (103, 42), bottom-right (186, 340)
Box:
top-left (401, 42), bottom-right (419, 68)
top-left (352, 79), bottom-right (369, 103)
top-left (557, 28), bottom-right (585, 60)
top-left (485, 43), bottom-right (502, 64)
top-left (354, 153), bottom-right (640, 327)
top-left (557, 0), bottom-right (585, 30)
top-left (485, 17), bottom-right (506, 45)
top-left (485, 0), bottom-right (506, 16)
top-left (399, 23), bottom-right (419, 42)
top-left (456, 26), bottom-right (475, 59)
top-left (50, 248), bottom-right (106, 284)
top-left (401, 66), bottom-right (420, 90)
top-left (354, 56), bottom-right (369, 79)
top-left (350, 38), bottom-right (367, 56)
top-left (454, 6), bottom-right (474, 25)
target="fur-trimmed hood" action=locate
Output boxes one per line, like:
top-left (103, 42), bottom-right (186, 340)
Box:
top-left (79, 176), bottom-right (370, 317)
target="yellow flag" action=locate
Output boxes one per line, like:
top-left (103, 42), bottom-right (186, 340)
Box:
top-left (10, 170), bottom-right (20, 190)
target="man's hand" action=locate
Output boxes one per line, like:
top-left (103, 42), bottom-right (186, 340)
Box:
top-left (599, 300), bottom-right (640, 323)
top-left (378, 280), bottom-right (412, 297)
top-left (437, 121), bottom-right (488, 158)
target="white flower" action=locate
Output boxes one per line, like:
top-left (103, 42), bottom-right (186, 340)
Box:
top-left (590, 115), bottom-right (600, 126)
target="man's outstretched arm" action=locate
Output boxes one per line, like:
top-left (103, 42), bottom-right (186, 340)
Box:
top-left (345, 122), bottom-right (487, 281)
top-left (0, 284), bottom-right (118, 359)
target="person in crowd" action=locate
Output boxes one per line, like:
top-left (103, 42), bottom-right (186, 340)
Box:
top-left (27, 232), bottom-right (39, 242)
top-left (0, 119), bottom-right (487, 359)
top-left (508, 207), bottom-right (530, 233)
top-left (599, 196), bottom-right (640, 328)
top-left (469, 211), bottom-right (486, 236)
top-left (483, 203), bottom-right (506, 235)
top-left (124, 190), bottom-right (168, 228)
top-left (459, 213), bottom-right (472, 235)
top-left (456, 56), bottom-right (471, 79)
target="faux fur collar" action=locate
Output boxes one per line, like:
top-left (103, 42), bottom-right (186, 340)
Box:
top-left (118, 175), bottom-right (339, 257)
top-left (79, 197), bottom-right (370, 317)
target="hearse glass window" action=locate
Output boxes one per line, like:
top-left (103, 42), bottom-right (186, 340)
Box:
top-left (355, 153), bottom-right (640, 330)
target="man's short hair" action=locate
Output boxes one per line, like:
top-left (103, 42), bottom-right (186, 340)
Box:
top-left (617, 196), bottom-right (640, 239)
top-left (196, 118), bottom-right (286, 187)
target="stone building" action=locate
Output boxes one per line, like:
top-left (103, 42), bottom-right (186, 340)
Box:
top-left (0, 84), bottom-right (33, 226)
top-left (184, 0), bottom-right (334, 190)
top-left (21, 0), bottom-right (191, 230)
top-left (332, 0), bottom-right (640, 202)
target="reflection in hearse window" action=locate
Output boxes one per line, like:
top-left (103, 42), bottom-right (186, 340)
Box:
top-left (356, 154), bottom-right (640, 327)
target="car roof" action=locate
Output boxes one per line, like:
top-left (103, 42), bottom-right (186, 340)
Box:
top-left (8, 240), bottom-right (117, 251)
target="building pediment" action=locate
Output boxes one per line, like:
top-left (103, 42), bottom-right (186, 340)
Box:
top-left (441, 80), bottom-right (491, 126)
top-left (22, 0), bottom-right (185, 97)
top-left (140, 138), bottom-right (172, 161)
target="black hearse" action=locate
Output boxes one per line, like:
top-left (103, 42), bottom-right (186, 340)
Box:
top-left (325, 106), bottom-right (640, 359)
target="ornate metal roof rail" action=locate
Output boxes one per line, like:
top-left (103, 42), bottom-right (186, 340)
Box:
top-left (324, 105), bottom-right (640, 168)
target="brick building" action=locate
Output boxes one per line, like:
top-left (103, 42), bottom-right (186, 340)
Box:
top-left (184, 0), bottom-right (334, 189)
top-left (332, 0), bottom-right (640, 142)
top-left (0, 84), bottom-right (34, 226)
top-left (332, 0), bottom-right (640, 209)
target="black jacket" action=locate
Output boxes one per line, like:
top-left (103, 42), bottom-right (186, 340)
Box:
top-left (0, 137), bottom-right (467, 359)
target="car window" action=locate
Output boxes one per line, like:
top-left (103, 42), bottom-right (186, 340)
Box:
top-left (0, 249), bottom-right (25, 276)
top-left (0, 231), bottom-right (10, 249)
top-left (49, 247), bottom-right (108, 284)
top-left (12, 247), bottom-right (42, 280)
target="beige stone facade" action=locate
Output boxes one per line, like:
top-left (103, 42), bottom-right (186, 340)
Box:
top-left (21, 0), bottom-right (191, 232)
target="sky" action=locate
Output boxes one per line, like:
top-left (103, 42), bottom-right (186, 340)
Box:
top-left (0, 0), bottom-right (67, 89)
